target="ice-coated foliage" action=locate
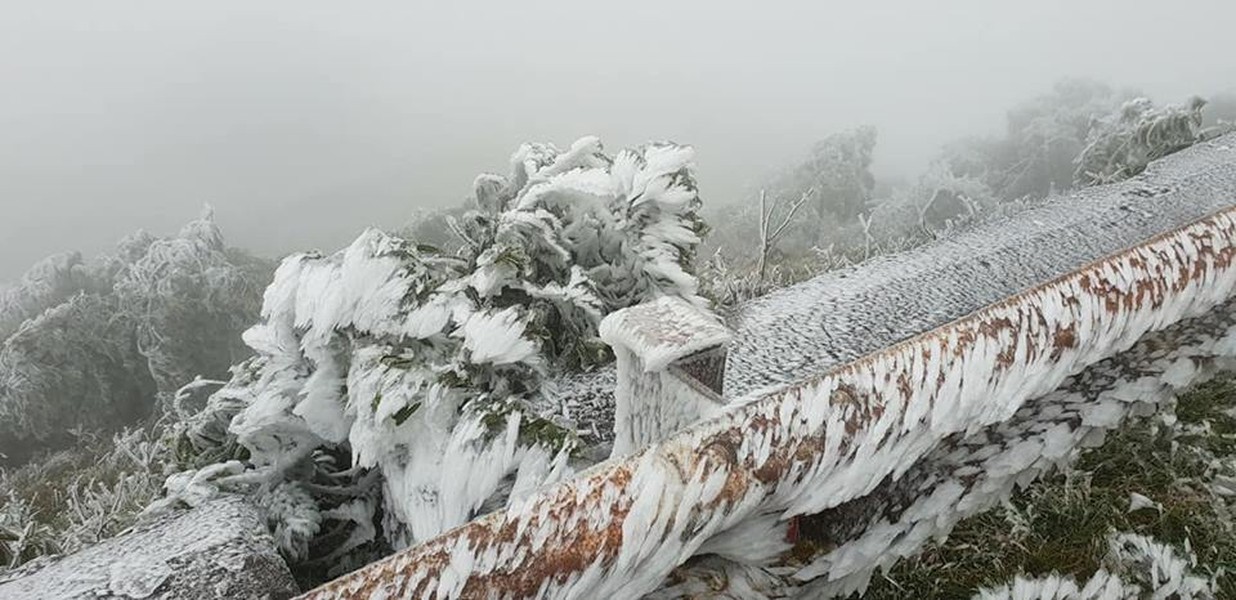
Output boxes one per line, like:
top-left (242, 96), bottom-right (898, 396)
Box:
top-left (0, 210), bottom-right (270, 462)
top-left (1074, 96), bottom-right (1209, 185)
top-left (185, 136), bottom-right (706, 571)
top-left (0, 491), bottom-right (56, 569)
top-left (259, 482), bottom-right (323, 564)
top-left (0, 294), bottom-right (152, 451)
top-left (698, 80), bottom-right (1220, 312)
top-left (0, 252), bottom-right (100, 341)
top-left (112, 208), bottom-right (269, 399)
top-left (292, 135), bottom-right (1236, 599)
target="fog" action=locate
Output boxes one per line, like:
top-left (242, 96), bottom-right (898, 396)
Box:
top-left (2, 0), bottom-right (1233, 281)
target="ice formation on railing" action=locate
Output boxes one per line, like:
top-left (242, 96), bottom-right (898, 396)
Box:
top-left (600, 296), bottom-right (731, 457)
top-left (296, 136), bottom-right (1236, 599)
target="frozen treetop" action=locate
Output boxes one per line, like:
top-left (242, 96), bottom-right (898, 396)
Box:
top-left (0, 495), bottom-right (298, 600)
top-left (723, 132), bottom-right (1236, 397)
top-left (599, 295), bottom-right (731, 371)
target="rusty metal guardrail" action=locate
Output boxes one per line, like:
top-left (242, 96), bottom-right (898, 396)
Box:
top-left (299, 135), bottom-right (1236, 599)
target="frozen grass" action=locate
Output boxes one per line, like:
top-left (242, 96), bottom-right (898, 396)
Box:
top-left (698, 195), bottom-right (1043, 313)
top-left (0, 425), bottom-right (175, 570)
top-left (699, 235), bottom-right (927, 314)
top-left (864, 375), bottom-right (1236, 599)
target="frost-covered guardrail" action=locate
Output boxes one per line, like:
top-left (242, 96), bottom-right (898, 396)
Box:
top-left (299, 134), bottom-right (1236, 599)
top-left (0, 496), bottom-right (298, 600)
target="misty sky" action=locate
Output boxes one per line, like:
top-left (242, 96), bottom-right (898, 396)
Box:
top-left (2, 1), bottom-right (1234, 281)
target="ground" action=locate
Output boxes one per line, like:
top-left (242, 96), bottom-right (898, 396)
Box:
top-left (865, 374), bottom-right (1236, 598)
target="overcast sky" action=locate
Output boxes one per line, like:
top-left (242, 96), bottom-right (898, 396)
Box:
top-left (2, 1), bottom-right (1234, 281)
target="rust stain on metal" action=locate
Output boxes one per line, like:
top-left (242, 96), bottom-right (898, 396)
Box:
top-left (1050, 324), bottom-right (1077, 360)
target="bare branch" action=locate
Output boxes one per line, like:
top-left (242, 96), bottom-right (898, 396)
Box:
top-left (768, 188), bottom-right (813, 244)
top-left (757, 188), bottom-right (814, 282)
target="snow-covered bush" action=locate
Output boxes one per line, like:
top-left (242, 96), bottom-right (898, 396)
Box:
top-left (180, 136), bottom-right (706, 576)
top-left (1074, 96), bottom-right (1209, 185)
top-left (0, 252), bottom-right (101, 341)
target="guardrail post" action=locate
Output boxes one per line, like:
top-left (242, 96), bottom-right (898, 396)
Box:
top-left (599, 296), bottom-right (732, 457)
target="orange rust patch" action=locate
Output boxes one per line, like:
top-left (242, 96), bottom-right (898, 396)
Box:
top-left (753, 455), bottom-right (786, 485)
top-left (1050, 324), bottom-right (1077, 360)
top-left (447, 468), bottom-right (636, 598)
top-left (896, 371), bottom-right (913, 399)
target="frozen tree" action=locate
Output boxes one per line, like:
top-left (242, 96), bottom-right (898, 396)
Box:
top-left (937, 81), bottom-right (1220, 197)
top-left (0, 252), bottom-right (97, 341)
top-left (909, 160), bottom-right (998, 231)
top-left (767, 126), bottom-right (877, 231)
top-left (998, 79), bottom-right (1124, 198)
top-left (943, 79), bottom-right (1130, 202)
top-left (0, 211), bottom-right (270, 463)
top-left (704, 126), bottom-right (877, 267)
top-left (112, 208), bottom-right (269, 400)
top-left (176, 136), bottom-right (707, 579)
top-left (0, 294), bottom-right (153, 462)
top-left (0, 233), bottom-right (163, 344)
top-left (1074, 96), bottom-right (1209, 185)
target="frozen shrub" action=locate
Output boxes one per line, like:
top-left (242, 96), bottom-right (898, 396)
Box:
top-left (1075, 96), bottom-right (1209, 185)
top-left (172, 136), bottom-right (707, 577)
